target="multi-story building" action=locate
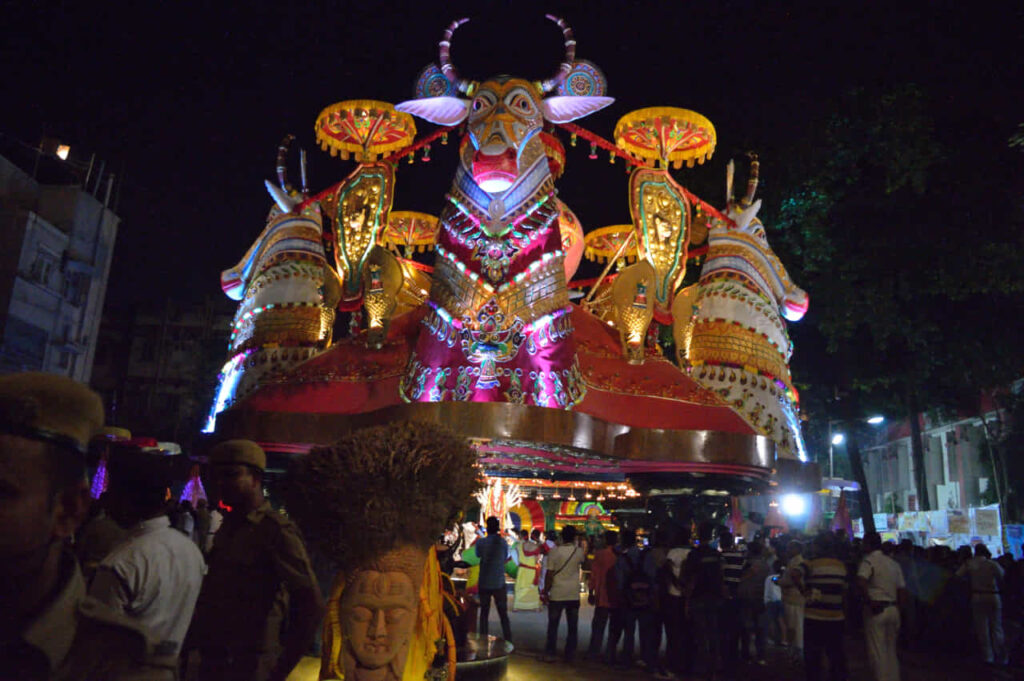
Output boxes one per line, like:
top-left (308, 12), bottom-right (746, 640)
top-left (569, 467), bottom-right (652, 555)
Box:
top-left (0, 135), bottom-right (119, 381)
top-left (855, 391), bottom-right (1014, 515)
top-left (91, 297), bottom-right (233, 448)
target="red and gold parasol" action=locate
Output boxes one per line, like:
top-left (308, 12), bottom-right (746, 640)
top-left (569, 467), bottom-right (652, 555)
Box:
top-left (583, 225), bottom-right (639, 265)
top-left (315, 100), bottom-right (417, 162)
top-left (380, 211), bottom-right (440, 255)
top-left (614, 107), bottom-right (716, 169)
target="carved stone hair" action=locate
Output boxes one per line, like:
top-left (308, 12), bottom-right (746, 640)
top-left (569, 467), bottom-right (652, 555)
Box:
top-left (285, 421), bottom-right (480, 575)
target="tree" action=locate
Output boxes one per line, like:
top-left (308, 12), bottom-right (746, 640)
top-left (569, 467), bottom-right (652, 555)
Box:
top-left (768, 85), bottom-right (1024, 515)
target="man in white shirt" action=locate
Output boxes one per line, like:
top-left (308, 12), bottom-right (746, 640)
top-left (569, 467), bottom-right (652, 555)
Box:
top-left (91, 444), bottom-right (206, 671)
top-left (956, 543), bottom-right (1007, 665)
top-left (857, 532), bottom-right (906, 681)
top-left (542, 525), bottom-right (584, 662)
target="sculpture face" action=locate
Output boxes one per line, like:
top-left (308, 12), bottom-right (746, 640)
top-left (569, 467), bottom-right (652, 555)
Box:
top-left (720, 202), bottom-right (808, 322)
top-left (341, 570), bottom-right (417, 678)
top-left (466, 78), bottom-right (546, 192)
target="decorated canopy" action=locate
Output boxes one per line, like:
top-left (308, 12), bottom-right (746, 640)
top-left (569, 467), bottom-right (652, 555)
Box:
top-left (380, 211), bottom-right (440, 255)
top-left (614, 107), bottom-right (717, 169)
top-left (315, 100), bottom-right (416, 162)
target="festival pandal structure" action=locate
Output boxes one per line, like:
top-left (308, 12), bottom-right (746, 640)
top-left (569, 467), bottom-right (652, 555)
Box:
top-left (206, 12), bottom-right (819, 517)
top-left (206, 15), bottom-right (817, 679)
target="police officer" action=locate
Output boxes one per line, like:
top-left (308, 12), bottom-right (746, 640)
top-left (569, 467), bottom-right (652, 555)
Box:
top-left (0, 372), bottom-right (159, 679)
top-left (187, 439), bottom-right (323, 681)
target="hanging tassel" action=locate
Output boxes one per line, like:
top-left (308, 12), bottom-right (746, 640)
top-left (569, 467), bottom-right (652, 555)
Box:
top-left (422, 144), bottom-right (432, 162)
top-left (441, 132), bottom-right (449, 145)
top-left (408, 153), bottom-right (415, 164)
top-left (609, 150), bottom-right (615, 164)
top-left (570, 133), bottom-right (578, 147)
top-left (588, 143), bottom-right (598, 160)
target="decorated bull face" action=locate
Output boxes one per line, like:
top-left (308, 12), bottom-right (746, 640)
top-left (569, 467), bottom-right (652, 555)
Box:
top-left (396, 16), bottom-right (613, 195)
top-left (717, 156), bottom-right (809, 323)
top-left (466, 77), bottom-right (546, 192)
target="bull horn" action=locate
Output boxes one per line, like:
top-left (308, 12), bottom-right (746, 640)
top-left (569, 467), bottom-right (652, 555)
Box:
top-left (276, 134), bottom-right (296, 194)
top-left (726, 159), bottom-right (735, 206)
top-left (439, 18), bottom-right (475, 94)
top-left (265, 179), bottom-right (297, 213)
top-left (540, 15), bottom-right (577, 93)
top-left (300, 148), bottom-right (309, 196)
top-left (742, 152), bottom-right (760, 207)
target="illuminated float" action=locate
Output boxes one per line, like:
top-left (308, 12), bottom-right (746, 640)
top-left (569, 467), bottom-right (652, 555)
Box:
top-left (208, 15), bottom-right (816, 513)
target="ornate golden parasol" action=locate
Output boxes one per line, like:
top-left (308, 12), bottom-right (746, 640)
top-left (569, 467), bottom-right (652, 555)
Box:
top-left (583, 224), bottom-right (639, 265)
top-left (379, 211), bottom-right (440, 256)
top-left (315, 100), bottom-right (417, 162)
top-left (613, 107), bottom-right (716, 169)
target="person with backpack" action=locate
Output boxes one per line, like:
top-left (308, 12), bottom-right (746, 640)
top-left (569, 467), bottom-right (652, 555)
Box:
top-left (738, 541), bottom-right (772, 665)
top-left (614, 529), bottom-right (665, 675)
top-left (662, 526), bottom-right (694, 678)
top-left (684, 522), bottom-right (725, 677)
top-left (586, 530), bottom-right (620, 660)
top-left (719, 530), bottom-right (746, 677)
top-left (604, 532), bottom-right (630, 665)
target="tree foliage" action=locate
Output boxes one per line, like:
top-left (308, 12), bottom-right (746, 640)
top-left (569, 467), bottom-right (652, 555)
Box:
top-left (767, 85), bottom-right (1024, 512)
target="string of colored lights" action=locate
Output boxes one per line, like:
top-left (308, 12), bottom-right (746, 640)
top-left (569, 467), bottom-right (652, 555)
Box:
top-left (484, 476), bottom-right (640, 501)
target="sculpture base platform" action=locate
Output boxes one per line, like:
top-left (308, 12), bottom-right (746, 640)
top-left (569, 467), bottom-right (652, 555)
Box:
top-left (456, 634), bottom-right (513, 681)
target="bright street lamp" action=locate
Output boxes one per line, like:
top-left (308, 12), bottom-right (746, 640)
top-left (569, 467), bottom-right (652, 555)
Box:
top-left (781, 493), bottom-right (807, 516)
top-left (827, 415), bottom-right (885, 479)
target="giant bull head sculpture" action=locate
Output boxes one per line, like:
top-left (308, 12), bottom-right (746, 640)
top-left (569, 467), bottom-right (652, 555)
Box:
top-left (396, 16), bottom-right (613, 199)
top-left (395, 16), bottom-right (612, 407)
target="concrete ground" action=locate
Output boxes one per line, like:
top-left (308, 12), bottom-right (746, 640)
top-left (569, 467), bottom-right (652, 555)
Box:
top-left (289, 596), bottom-right (1024, 680)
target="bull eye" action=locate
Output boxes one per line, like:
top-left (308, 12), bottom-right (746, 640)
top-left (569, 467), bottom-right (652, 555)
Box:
top-left (472, 95), bottom-right (494, 114)
top-left (508, 94), bottom-right (533, 114)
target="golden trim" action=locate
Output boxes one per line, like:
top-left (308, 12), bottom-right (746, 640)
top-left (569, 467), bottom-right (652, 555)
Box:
top-left (215, 401), bottom-right (776, 468)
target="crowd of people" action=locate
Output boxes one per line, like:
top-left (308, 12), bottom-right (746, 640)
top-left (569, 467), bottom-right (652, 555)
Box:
top-left (487, 517), bottom-right (1024, 680)
top-left (1, 372), bottom-right (324, 680)
top-left (5, 370), bottom-right (1023, 681)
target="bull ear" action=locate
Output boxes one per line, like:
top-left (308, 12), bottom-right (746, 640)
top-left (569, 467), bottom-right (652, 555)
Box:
top-left (540, 96), bottom-right (614, 123)
top-left (395, 97), bottom-right (470, 126)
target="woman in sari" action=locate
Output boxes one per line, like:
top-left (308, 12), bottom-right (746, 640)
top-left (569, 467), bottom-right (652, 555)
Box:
top-left (513, 529), bottom-right (544, 610)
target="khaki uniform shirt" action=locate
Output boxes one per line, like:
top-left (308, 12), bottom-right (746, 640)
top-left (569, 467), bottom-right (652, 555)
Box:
top-left (857, 550), bottom-right (905, 603)
top-left (189, 501), bottom-right (319, 655)
top-left (2, 552), bottom-right (173, 680)
top-left (75, 510), bottom-right (128, 582)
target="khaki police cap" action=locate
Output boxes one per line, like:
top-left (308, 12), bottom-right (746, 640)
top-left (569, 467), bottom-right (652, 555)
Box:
top-left (0, 372), bottom-right (104, 453)
top-left (209, 439), bottom-right (266, 471)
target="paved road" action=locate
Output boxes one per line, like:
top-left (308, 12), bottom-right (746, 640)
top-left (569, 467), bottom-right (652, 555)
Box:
top-left (289, 598), bottom-right (1023, 680)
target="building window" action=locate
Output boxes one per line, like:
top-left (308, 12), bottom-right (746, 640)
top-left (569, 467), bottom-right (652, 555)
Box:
top-left (29, 249), bottom-right (59, 288)
top-left (63, 273), bottom-right (86, 307)
top-left (1, 317), bottom-right (47, 369)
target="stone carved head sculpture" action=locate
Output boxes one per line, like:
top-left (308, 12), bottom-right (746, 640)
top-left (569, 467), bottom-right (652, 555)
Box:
top-left (285, 422), bottom-right (479, 681)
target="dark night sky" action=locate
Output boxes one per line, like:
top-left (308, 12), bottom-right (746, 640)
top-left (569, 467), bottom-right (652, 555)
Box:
top-left (3, 1), bottom-right (1021, 307)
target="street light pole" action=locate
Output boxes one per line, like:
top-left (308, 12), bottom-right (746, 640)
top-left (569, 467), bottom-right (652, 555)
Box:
top-left (828, 419), bottom-right (834, 479)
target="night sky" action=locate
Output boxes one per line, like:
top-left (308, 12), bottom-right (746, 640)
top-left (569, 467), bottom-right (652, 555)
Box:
top-left (3, 1), bottom-right (1021, 307)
